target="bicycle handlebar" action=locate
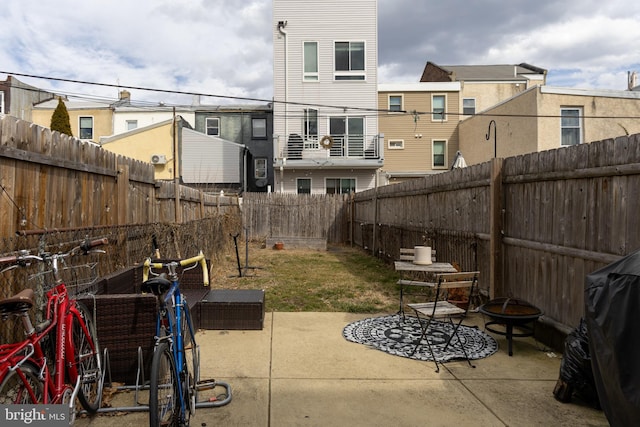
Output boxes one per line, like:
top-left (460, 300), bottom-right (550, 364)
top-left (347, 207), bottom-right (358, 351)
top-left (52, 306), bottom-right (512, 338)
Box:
top-left (0, 238), bottom-right (108, 269)
top-left (142, 251), bottom-right (209, 286)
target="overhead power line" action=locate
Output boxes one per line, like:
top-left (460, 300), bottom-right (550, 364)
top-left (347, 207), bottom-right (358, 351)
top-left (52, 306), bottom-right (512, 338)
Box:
top-left (1, 70), bottom-right (394, 114)
top-left (3, 70), bottom-right (640, 120)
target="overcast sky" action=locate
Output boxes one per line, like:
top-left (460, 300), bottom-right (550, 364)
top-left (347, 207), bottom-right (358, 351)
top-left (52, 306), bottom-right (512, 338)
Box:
top-left (1, 0), bottom-right (639, 106)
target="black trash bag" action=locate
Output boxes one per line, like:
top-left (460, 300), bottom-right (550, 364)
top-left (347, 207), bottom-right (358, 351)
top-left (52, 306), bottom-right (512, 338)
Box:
top-left (555, 318), bottom-right (600, 408)
top-left (585, 248), bottom-right (640, 427)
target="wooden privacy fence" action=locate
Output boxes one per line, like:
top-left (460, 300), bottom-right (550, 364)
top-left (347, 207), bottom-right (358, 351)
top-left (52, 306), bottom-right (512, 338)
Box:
top-left (354, 133), bottom-right (640, 331)
top-left (241, 192), bottom-right (350, 243)
top-left (0, 216), bottom-right (242, 343)
top-left (0, 115), bottom-right (239, 238)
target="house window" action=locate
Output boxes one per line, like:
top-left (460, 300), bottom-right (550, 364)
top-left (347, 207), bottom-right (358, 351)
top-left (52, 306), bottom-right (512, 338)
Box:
top-left (79, 116), bottom-right (93, 139)
top-left (297, 178), bottom-right (311, 194)
top-left (561, 107), bottom-right (582, 146)
top-left (388, 139), bottom-right (404, 149)
top-left (206, 117), bottom-right (220, 136)
top-left (303, 108), bottom-right (318, 141)
top-left (326, 178), bottom-right (356, 194)
top-left (254, 158), bottom-right (267, 179)
top-left (329, 116), bottom-right (364, 157)
top-left (334, 41), bottom-right (365, 80)
top-left (303, 41), bottom-right (319, 81)
top-left (432, 95), bottom-right (446, 121)
top-left (463, 98), bottom-right (476, 115)
top-left (252, 118), bottom-right (267, 139)
top-left (433, 140), bottom-right (447, 168)
top-left (389, 95), bottom-right (403, 112)
top-left (126, 120), bottom-right (138, 130)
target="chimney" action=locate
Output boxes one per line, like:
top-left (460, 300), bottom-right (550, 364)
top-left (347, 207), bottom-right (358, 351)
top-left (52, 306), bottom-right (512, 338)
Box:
top-left (119, 90), bottom-right (131, 101)
top-left (628, 71), bottom-right (638, 91)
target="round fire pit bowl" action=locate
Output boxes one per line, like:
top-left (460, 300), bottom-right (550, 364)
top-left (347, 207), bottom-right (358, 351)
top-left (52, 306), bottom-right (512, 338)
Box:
top-left (478, 297), bottom-right (543, 356)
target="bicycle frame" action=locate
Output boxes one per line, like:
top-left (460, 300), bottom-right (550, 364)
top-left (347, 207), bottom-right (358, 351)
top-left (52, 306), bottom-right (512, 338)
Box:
top-left (144, 252), bottom-right (207, 425)
top-left (0, 286), bottom-right (98, 404)
top-left (155, 278), bottom-right (195, 413)
top-left (0, 239), bottom-right (106, 413)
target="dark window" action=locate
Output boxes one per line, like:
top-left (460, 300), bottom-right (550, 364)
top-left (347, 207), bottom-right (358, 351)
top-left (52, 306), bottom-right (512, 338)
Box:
top-left (206, 117), bottom-right (220, 136)
top-left (326, 178), bottom-right (355, 194)
top-left (297, 178), bottom-right (311, 194)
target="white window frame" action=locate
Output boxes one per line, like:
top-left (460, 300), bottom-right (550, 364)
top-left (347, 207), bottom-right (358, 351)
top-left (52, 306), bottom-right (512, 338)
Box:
top-left (432, 94), bottom-right (446, 121)
top-left (388, 139), bottom-right (404, 150)
top-left (334, 41), bottom-right (366, 81)
top-left (206, 117), bottom-right (220, 136)
top-left (79, 116), bottom-right (94, 140)
top-left (303, 41), bottom-right (319, 81)
top-left (303, 108), bottom-right (318, 142)
top-left (388, 95), bottom-right (403, 112)
top-left (560, 107), bottom-right (583, 146)
top-left (325, 178), bottom-right (356, 194)
top-left (432, 139), bottom-right (447, 169)
top-left (463, 98), bottom-right (476, 115)
top-left (126, 120), bottom-right (138, 131)
top-left (0, 91), bottom-right (4, 114)
top-left (254, 158), bottom-right (267, 179)
top-left (252, 118), bottom-right (267, 139)
top-left (297, 178), bottom-right (311, 194)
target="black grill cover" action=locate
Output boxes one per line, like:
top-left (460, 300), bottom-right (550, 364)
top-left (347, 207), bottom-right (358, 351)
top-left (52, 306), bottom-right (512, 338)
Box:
top-left (585, 249), bottom-right (640, 426)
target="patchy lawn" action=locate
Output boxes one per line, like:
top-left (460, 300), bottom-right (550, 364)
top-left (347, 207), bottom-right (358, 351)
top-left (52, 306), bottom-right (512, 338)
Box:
top-left (209, 243), bottom-right (402, 313)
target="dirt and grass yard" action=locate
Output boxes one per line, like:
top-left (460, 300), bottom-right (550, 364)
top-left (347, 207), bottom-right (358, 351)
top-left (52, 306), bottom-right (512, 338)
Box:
top-left (209, 243), bottom-right (403, 313)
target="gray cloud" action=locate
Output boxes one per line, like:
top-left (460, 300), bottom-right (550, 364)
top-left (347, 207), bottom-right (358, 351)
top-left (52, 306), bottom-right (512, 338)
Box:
top-left (0, 0), bottom-right (638, 106)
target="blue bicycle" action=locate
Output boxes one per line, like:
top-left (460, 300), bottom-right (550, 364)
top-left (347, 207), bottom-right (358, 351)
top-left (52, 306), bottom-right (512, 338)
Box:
top-left (142, 251), bottom-right (208, 427)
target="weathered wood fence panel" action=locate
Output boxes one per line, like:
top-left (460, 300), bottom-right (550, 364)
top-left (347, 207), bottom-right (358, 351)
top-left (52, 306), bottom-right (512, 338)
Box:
top-left (241, 192), bottom-right (349, 243)
top-left (0, 115), bottom-right (239, 238)
top-left (354, 133), bottom-right (640, 331)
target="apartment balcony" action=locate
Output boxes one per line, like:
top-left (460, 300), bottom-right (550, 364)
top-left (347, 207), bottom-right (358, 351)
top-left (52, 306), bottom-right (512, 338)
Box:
top-left (274, 134), bottom-right (384, 169)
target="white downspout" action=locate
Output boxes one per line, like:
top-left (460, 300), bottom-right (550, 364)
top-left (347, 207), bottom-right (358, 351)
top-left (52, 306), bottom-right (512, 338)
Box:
top-left (278, 20), bottom-right (288, 193)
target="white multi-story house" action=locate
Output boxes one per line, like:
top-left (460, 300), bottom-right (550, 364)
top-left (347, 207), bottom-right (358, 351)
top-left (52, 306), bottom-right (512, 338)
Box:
top-left (272, 0), bottom-right (383, 194)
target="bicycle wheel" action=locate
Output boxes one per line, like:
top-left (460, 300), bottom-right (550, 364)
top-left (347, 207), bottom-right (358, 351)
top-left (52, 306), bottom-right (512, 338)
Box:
top-left (181, 304), bottom-right (200, 417)
top-left (149, 341), bottom-right (179, 427)
top-left (0, 363), bottom-right (44, 404)
top-left (72, 301), bottom-right (103, 413)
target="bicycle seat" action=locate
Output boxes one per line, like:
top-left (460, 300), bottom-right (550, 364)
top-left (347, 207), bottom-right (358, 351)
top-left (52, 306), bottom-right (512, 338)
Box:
top-left (0, 288), bottom-right (35, 314)
top-left (142, 274), bottom-right (172, 296)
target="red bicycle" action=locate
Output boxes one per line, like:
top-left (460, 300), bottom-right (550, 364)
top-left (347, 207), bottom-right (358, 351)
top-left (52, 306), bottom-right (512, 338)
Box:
top-left (0, 238), bottom-right (107, 421)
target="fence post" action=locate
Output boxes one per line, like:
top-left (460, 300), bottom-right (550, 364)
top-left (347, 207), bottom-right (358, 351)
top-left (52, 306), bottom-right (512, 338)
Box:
top-left (117, 163), bottom-right (130, 225)
top-left (489, 158), bottom-right (504, 298)
top-left (174, 178), bottom-right (181, 223)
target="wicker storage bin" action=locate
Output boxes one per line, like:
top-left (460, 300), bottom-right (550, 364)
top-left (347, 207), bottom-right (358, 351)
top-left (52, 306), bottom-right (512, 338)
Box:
top-left (78, 294), bottom-right (157, 384)
top-left (200, 289), bottom-right (265, 330)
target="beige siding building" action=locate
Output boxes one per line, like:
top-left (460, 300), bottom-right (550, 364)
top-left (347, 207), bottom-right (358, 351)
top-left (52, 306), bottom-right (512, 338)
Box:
top-left (378, 82), bottom-right (461, 184)
top-left (420, 62), bottom-right (547, 120)
top-left (459, 86), bottom-right (640, 165)
top-left (32, 97), bottom-right (113, 142)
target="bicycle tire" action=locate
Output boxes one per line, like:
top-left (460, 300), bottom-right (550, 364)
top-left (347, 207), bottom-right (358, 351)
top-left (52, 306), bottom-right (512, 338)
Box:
top-left (0, 363), bottom-right (44, 404)
top-left (149, 341), bottom-right (179, 427)
top-left (182, 304), bottom-right (200, 418)
top-left (72, 301), bottom-right (103, 413)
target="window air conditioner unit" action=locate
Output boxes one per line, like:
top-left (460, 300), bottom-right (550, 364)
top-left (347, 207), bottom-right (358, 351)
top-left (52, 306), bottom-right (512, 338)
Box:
top-left (150, 154), bottom-right (167, 165)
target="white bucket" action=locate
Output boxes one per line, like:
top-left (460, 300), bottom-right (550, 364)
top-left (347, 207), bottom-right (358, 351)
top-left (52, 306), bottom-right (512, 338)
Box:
top-left (413, 246), bottom-right (432, 265)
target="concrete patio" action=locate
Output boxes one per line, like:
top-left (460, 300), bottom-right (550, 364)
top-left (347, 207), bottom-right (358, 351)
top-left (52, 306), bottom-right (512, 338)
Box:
top-left (76, 312), bottom-right (608, 427)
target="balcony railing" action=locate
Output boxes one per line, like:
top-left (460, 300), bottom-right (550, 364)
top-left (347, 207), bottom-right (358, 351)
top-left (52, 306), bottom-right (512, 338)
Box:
top-left (280, 134), bottom-right (380, 161)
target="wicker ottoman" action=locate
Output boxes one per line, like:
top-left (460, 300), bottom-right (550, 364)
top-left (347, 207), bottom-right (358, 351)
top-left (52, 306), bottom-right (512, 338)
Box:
top-left (199, 289), bottom-right (265, 330)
